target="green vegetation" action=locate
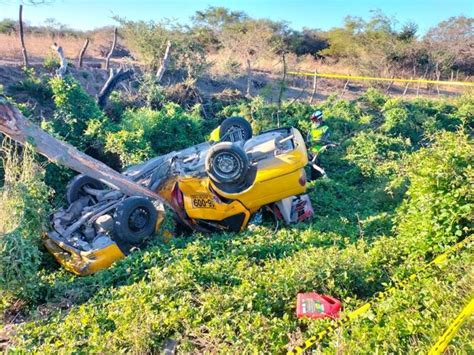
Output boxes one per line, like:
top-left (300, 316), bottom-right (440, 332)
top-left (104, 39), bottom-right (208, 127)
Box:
top-left (0, 75), bottom-right (472, 352)
top-left (0, 142), bottom-right (51, 302)
top-left (105, 104), bottom-right (205, 166)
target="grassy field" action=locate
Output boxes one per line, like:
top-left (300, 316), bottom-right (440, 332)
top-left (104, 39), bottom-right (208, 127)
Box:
top-left (0, 80), bottom-right (472, 352)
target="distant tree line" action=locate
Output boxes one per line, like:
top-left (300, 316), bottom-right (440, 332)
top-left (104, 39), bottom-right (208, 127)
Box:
top-left (1, 7), bottom-right (472, 79)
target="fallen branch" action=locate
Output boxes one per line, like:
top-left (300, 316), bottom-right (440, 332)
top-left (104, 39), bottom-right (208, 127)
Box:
top-left (0, 96), bottom-right (172, 210)
top-left (51, 42), bottom-right (68, 77)
top-left (97, 68), bottom-right (133, 108)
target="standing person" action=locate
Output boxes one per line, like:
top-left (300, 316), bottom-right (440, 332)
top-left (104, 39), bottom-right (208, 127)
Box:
top-left (307, 110), bottom-right (329, 178)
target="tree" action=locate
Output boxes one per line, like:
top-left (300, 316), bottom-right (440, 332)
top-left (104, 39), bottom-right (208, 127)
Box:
top-left (117, 18), bottom-right (208, 80)
top-left (320, 16), bottom-right (365, 61)
top-left (0, 18), bottom-right (16, 35)
top-left (192, 6), bottom-right (247, 32)
top-left (424, 16), bottom-right (474, 76)
top-left (219, 19), bottom-right (275, 96)
top-left (286, 28), bottom-right (328, 57)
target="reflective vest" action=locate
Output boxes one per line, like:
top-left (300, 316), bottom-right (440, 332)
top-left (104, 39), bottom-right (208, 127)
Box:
top-left (309, 124), bottom-right (329, 153)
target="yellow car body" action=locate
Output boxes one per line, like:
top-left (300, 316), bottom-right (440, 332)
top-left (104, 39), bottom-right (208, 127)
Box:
top-left (44, 235), bottom-right (126, 276)
top-left (44, 125), bottom-right (309, 275)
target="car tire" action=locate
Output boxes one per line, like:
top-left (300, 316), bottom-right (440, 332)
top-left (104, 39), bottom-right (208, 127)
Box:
top-left (206, 142), bottom-right (249, 184)
top-left (66, 174), bottom-right (104, 204)
top-left (219, 116), bottom-right (252, 142)
top-left (113, 197), bottom-right (158, 246)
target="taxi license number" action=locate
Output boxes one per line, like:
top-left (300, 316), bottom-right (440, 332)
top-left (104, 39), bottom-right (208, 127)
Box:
top-left (191, 195), bottom-right (216, 209)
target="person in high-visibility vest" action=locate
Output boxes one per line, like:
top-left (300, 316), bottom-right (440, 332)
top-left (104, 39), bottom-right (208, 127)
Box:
top-left (307, 110), bottom-right (329, 178)
top-left (308, 110), bottom-right (329, 153)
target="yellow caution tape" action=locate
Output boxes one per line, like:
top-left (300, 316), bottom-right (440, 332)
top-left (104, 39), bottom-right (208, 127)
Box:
top-left (428, 298), bottom-right (474, 355)
top-left (287, 235), bottom-right (474, 354)
top-left (287, 71), bottom-right (474, 87)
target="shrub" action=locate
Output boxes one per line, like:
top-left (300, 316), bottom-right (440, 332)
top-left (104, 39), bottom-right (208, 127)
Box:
top-left (105, 129), bottom-right (153, 166)
top-left (394, 130), bottom-right (474, 257)
top-left (7, 68), bottom-right (53, 106)
top-left (6, 94), bottom-right (473, 353)
top-left (363, 88), bottom-right (388, 109)
top-left (46, 76), bottom-right (106, 149)
top-left (137, 72), bottom-right (165, 109)
top-left (454, 92), bottom-right (474, 129)
top-left (0, 142), bottom-right (51, 301)
top-left (345, 131), bottom-right (411, 177)
top-left (43, 51), bottom-right (60, 72)
top-left (0, 19), bottom-right (16, 35)
top-left (105, 104), bottom-right (204, 167)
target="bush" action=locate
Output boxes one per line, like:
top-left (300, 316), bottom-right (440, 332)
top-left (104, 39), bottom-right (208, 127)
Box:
top-left (7, 68), bottom-right (53, 106)
top-left (45, 76), bottom-right (107, 149)
top-left (0, 19), bottom-right (16, 35)
top-left (137, 72), bottom-right (165, 109)
top-left (394, 130), bottom-right (474, 257)
top-left (43, 51), bottom-right (60, 72)
top-left (105, 104), bottom-right (204, 167)
top-left (346, 131), bottom-right (411, 177)
top-left (0, 142), bottom-right (51, 301)
top-left (5, 93), bottom-right (473, 353)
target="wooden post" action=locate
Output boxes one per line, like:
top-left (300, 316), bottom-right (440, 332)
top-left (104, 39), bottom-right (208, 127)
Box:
top-left (105, 27), bottom-right (117, 70)
top-left (417, 67), bottom-right (429, 97)
top-left (385, 75), bottom-right (394, 94)
top-left (402, 77), bottom-right (411, 96)
top-left (245, 58), bottom-right (252, 98)
top-left (0, 97), bottom-right (171, 209)
top-left (77, 38), bottom-right (90, 68)
top-left (309, 69), bottom-right (317, 104)
top-left (18, 5), bottom-right (29, 68)
top-left (435, 62), bottom-right (441, 95)
top-left (156, 40), bottom-right (172, 83)
top-left (277, 52), bottom-right (287, 109)
top-left (340, 79), bottom-right (350, 98)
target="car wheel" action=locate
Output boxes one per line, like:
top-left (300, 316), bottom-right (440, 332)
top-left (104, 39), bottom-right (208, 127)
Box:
top-left (113, 197), bottom-right (158, 246)
top-left (206, 142), bottom-right (249, 184)
top-left (66, 174), bottom-right (104, 204)
top-left (219, 116), bottom-right (252, 142)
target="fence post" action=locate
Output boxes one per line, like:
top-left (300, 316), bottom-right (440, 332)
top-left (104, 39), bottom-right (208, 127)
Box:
top-left (340, 78), bottom-right (350, 98)
top-left (77, 38), bottom-right (90, 68)
top-left (309, 69), bottom-right (317, 104)
top-left (402, 78), bottom-right (411, 96)
top-left (18, 5), bottom-right (29, 68)
top-left (385, 75), bottom-right (394, 94)
top-left (277, 52), bottom-right (287, 109)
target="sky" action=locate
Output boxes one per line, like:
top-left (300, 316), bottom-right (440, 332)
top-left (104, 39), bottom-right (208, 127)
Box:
top-left (0, 0), bottom-right (472, 33)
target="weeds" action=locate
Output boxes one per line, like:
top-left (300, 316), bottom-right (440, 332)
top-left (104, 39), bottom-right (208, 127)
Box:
top-left (0, 140), bottom-right (51, 302)
top-left (1, 88), bottom-right (472, 352)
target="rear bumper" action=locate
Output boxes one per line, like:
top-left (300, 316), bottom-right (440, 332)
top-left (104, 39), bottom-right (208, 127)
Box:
top-left (43, 234), bottom-right (125, 276)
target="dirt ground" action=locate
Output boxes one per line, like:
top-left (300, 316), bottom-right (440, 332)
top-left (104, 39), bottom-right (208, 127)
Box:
top-left (0, 31), bottom-right (467, 111)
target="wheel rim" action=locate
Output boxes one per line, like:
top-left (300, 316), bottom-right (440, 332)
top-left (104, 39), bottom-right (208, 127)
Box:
top-left (128, 207), bottom-right (150, 232)
top-left (213, 151), bottom-right (242, 181)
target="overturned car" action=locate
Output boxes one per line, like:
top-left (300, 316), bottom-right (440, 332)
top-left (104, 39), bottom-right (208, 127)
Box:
top-left (44, 117), bottom-right (314, 275)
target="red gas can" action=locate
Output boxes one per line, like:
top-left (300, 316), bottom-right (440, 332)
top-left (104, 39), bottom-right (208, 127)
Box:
top-left (296, 293), bottom-right (342, 319)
